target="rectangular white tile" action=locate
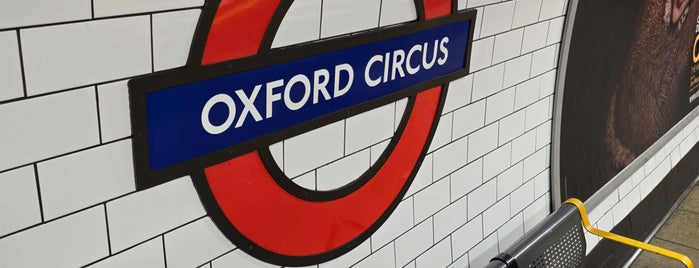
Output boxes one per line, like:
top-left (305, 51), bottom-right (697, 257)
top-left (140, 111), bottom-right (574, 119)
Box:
top-left (433, 137), bottom-right (468, 180)
top-left (0, 31), bottom-right (23, 102)
top-left (539, 0), bottom-right (567, 20)
top-left (321, 0), bottom-right (381, 38)
top-left (153, 9), bottom-right (201, 71)
top-left (353, 242), bottom-right (395, 268)
top-left (345, 103), bottom-right (395, 154)
top-left (107, 176), bottom-right (206, 252)
top-left (485, 87), bottom-right (515, 124)
top-left (21, 16), bottom-right (151, 95)
top-left (38, 140), bottom-right (135, 220)
top-left (443, 75), bottom-right (473, 114)
top-left (510, 180), bottom-right (535, 215)
top-left (449, 252), bottom-right (469, 268)
top-left (451, 216), bottom-right (482, 257)
top-left (503, 54), bottom-right (532, 89)
top-left (483, 144), bottom-right (512, 180)
top-left (467, 233), bottom-right (499, 268)
top-left (496, 162), bottom-right (523, 200)
top-left (530, 45), bottom-right (557, 77)
top-left (94, 0), bottom-right (204, 17)
top-left (434, 197), bottom-right (468, 241)
top-left (414, 177), bottom-right (450, 223)
top-left (521, 21), bottom-right (549, 54)
top-left (98, 81), bottom-right (131, 142)
top-left (317, 149), bottom-right (370, 191)
top-left (165, 217), bottom-right (234, 268)
top-left (547, 17), bottom-right (565, 45)
top-left (380, 0), bottom-right (418, 26)
top-left (539, 70), bottom-right (556, 97)
top-left (0, 0), bottom-right (91, 29)
top-left (492, 29), bottom-right (524, 64)
top-left (468, 179), bottom-right (496, 219)
top-left (480, 2), bottom-right (515, 37)
top-left (0, 87), bottom-right (99, 171)
top-left (88, 238), bottom-right (165, 268)
top-left (284, 121), bottom-right (344, 178)
top-left (498, 110), bottom-right (526, 146)
top-left (0, 166), bottom-right (41, 237)
top-left (467, 123), bottom-right (498, 161)
top-left (416, 238), bottom-right (452, 268)
top-left (452, 100), bottom-right (486, 140)
top-left (512, 0), bottom-right (543, 28)
top-left (371, 197), bottom-right (414, 250)
top-left (450, 159), bottom-right (483, 201)
top-left (469, 37), bottom-right (494, 72)
top-left (523, 195), bottom-right (549, 232)
top-left (511, 129), bottom-right (537, 164)
top-left (514, 76), bottom-right (541, 110)
top-left (523, 147), bottom-right (548, 181)
top-left (472, 63), bottom-right (505, 101)
top-left (533, 169), bottom-right (550, 198)
top-left (395, 218), bottom-right (434, 267)
top-left (497, 213), bottom-right (524, 251)
top-left (0, 206), bottom-right (107, 268)
top-left (429, 113), bottom-right (454, 152)
top-left (272, 0), bottom-right (322, 48)
top-left (525, 97), bottom-right (550, 130)
top-left (482, 196), bottom-right (510, 235)
top-left (535, 120), bottom-right (552, 149)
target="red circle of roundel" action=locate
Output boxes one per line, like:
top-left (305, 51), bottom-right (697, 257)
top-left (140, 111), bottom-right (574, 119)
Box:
top-left (133, 0), bottom-right (473, 266)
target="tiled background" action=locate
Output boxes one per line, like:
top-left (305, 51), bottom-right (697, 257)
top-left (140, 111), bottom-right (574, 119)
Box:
top-left (0, 0), bottom-right (570, 267)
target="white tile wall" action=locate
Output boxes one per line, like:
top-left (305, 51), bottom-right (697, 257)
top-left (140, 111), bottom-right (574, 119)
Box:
top-left (38, 139), bottom-right (135, 220)
top-left (93, 0), bottom-right (204, 18)
top-left (353, 243), bottom-right (396, 267)
top-left (272, 0), bottom-right (322, 48)
top-left (0, 87), bottom-right (99, 171)
top-left (97, 81), bottom-right (131, 142)
top-left (106, 177), bottom-right (205, 252)
top-left (380, 0), bottom-right (418, 26)
top-left (434, 198), bottom-right (468, 240)
top-left (492, 29), bottom-right (524, 64)
top-left (0, 0), bottom-right (570, 267)
top-left (321, 0), bottom-right (381, 38)
top-left (0, 206), bottom-right (108, 267)
top-left (0, 0), bottom-right (91, 29)
top-left (283, 121), bottom-right (344, 178)
top-left (345, 103), bottom-right (396, 154)
top-left (21, 16), bottom-right (151, 95)
top-left (0, 166), bottom-right (41, 237)
top-left (152, 9), bottom-right (201, 71)
top-left (413, 178), bottom-right (450, 223)
top-left (0, 31), bottom-right (23, 102)
top-left (88, 238), bottom-right (165, 268)
top-left (480, 2), bottom-right (516, 37)
top-left (165, 217), bottom-right (234, 268)
top-left (416, 238), bottom-right (452, 268)
top-left (316, 149), bottom-right (370, 190)
top-left (395, 218), bottom-right (434, 267)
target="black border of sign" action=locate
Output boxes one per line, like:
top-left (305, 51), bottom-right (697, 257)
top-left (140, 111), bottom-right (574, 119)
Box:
top-left (129, 3), bottom-right (477, 191)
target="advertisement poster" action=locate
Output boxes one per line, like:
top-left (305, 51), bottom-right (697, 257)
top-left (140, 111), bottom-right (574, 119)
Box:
top-left (560, 0), bottom-right (699, 200)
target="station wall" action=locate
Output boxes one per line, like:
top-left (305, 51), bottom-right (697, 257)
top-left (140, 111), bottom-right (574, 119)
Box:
top-left (0, 0), bottom-right (566, 267)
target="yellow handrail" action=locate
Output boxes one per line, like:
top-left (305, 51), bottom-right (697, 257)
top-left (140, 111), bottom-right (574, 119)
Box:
top-left (564, 198), bottom-right (693, 268)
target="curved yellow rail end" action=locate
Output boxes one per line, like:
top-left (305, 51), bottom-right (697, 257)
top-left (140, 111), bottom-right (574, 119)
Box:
top-left (564, 198), bottom-right (693, 268)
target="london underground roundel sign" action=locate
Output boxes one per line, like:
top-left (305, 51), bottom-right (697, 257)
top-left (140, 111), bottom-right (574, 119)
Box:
top-left (128, 0), bottom-right (475, 265)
